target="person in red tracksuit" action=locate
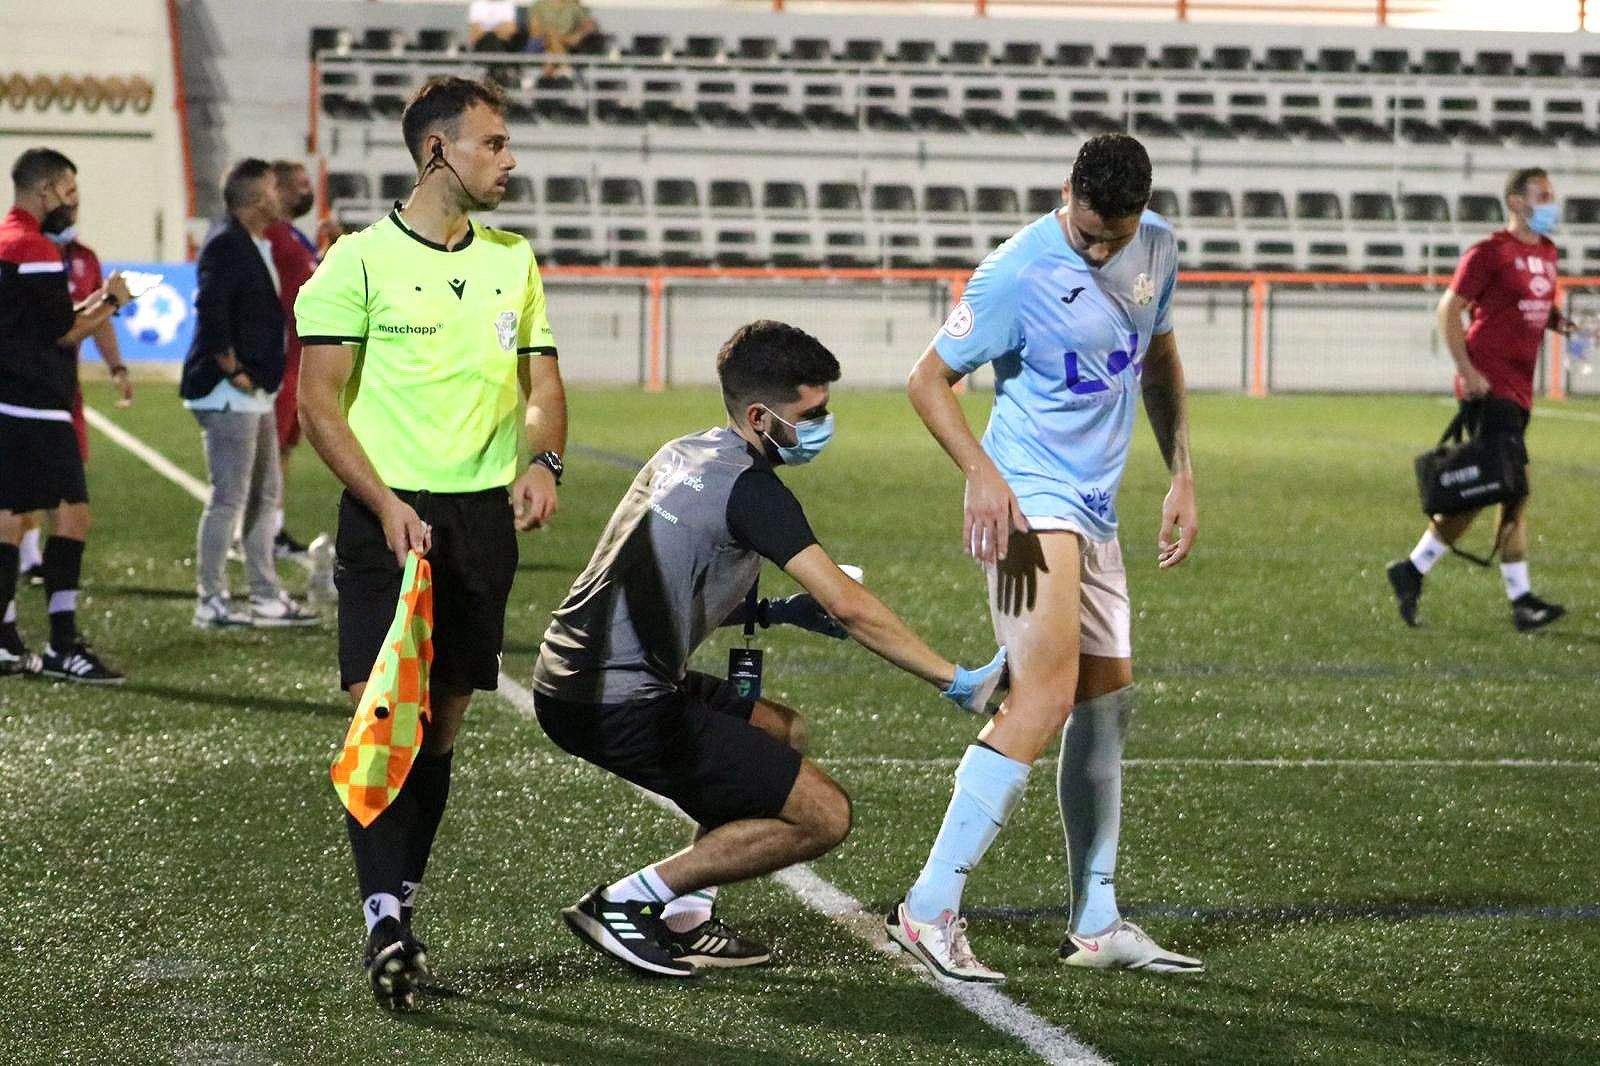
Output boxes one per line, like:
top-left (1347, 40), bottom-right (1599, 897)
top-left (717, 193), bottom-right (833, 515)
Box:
top-left (1386, 167), bottom-right (1579, 633)
top-left (15, 201), bottom-right (134, 586)
top-left (265, 159), bottom-right (318, 557)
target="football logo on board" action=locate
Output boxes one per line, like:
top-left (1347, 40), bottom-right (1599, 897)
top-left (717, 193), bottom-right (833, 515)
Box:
top-left (495, 310), bottom-right (519, 351)
top-left (1133, 273), bottom-right (1155, 307)
top-left (942, 300), bottom-right (974, 339)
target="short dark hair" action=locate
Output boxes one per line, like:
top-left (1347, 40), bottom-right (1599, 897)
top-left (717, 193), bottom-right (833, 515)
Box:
top-left (11, 147), bottom-right (76, 190)
top-left (1070, 133), bottom-right (1153, 221)
top-left (1506, 167), bottom-right (1548, 202)
top-left (223, 158), bottom-right (273, 213)
top-left (716, 320), bottom-right (841, 415)
top-left (270, 159), bottom-right (306, 183)
top-left (401, 76), bottom-right (507, 165)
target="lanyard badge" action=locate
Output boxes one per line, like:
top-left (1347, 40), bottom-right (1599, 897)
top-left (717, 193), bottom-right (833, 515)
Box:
top-left (728, 581), bottom-right (763, 700)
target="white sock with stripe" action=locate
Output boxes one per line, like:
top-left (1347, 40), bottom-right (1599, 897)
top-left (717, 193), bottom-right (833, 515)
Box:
top-left (19, 528), bottom-right (41, 571)
top-left (662, 887), bottom-right (718, 933)
top-left (603, 864), bottom-right (678, 906)
top-left (362, 892), bottom-right (401, 933)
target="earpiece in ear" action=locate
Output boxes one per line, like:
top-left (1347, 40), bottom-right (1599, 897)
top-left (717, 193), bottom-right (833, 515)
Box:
top-left (431, 141), bottom-right (444, 160)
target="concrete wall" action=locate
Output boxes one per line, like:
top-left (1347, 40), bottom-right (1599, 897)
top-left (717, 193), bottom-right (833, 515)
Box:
top-left (0, 0), bottom-right (188, 260)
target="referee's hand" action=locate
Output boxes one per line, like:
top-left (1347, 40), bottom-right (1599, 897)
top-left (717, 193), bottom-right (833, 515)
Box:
top-left (511, 464), bottom-right (559, 531)
top-left (379, 497), bottom-right (432, 567)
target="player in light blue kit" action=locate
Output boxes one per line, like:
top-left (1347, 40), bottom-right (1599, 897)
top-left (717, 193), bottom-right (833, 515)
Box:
top-left (888, 134), bottom-right (1203, 981)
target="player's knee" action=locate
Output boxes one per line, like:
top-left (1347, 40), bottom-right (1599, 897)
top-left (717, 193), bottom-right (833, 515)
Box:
top-left (784, 709), bottom-right (809, 754)
top-left (811, 783), bottom-right (852, 850)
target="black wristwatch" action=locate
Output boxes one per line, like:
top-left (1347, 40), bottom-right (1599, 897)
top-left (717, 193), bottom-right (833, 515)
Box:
top-left (532, 451), bottom-right (564, 485)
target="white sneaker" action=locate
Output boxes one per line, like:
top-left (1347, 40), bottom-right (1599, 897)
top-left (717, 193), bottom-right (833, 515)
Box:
top-left (1060, 920), bottom-right (1204, 975)
top-left (885, 900), bottom-right (1005, 983)
top-left (249, 592), bottom-right (320, 628)
top-left (194, 594), bottom-right (251, 629)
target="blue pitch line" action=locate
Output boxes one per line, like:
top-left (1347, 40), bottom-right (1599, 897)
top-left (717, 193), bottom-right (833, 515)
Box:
top-left (964, 902), bottom-right (1600, 924)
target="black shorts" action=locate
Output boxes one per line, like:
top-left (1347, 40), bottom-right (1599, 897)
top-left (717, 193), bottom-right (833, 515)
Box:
top-left (335, 488), bottom-right (517, 694)
top-left (1460, 397), bottom-right (1531, 466)
top-left (533, 671), bottom-right (804, 830)
top-left (0, 413), bottom-right (88, 512)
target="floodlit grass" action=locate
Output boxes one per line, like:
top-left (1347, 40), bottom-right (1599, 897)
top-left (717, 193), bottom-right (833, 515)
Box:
top-left (4, 382), bottom-right (1598, 1064)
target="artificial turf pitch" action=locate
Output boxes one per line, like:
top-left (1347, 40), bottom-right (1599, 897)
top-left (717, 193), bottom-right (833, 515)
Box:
top-left (5, 382), bottom-right (1599, 1065)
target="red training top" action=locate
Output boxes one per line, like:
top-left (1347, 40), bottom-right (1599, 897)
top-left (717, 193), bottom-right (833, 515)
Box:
top-left (265, 220), bottom-right (316, 371)
top-left (61, 237), bottom-right (103, 304)
top-left (0, 206), bottom-right (78, 413)
top-left (1449, 229), bottom-right (1558, 411)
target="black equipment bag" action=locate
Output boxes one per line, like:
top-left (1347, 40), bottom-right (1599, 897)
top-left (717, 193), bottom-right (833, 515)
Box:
top-left (1415, 407), bottom-right (1527, 518)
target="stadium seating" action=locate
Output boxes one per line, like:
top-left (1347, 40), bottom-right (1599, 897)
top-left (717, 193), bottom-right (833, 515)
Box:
top-left (311, 21), bottom-right (1600, 273)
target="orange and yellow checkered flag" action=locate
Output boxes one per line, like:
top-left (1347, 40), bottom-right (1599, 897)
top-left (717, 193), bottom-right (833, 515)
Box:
top-left (331, 550), bottom-right (434, 828)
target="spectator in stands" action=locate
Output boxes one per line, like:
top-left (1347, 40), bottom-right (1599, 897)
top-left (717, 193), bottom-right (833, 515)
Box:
top-left (180, 158), bottom-right (317, 630)
top-left (467, 0), bottom-right (527, 52)
top-left (527, 0), bottom-right (601, 77)
top-left (15, 187), bottom-right (134, 588)
top-left (266, 160), bottom-right (319, 559)
top-left (1386, 167), bottom-right (1576, 633)
top-left (0, 146), bottom-right (130, 683)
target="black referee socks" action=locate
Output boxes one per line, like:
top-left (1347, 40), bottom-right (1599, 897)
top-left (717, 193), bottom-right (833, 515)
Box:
top-left (347, 747), bottom-right (455, 924)
top-left (42, 535), bottom-right (84, 649)
top-left (0, 543), bottom-right (18, 641)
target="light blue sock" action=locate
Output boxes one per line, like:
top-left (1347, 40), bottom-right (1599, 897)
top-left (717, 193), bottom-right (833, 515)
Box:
top-left (905, 744), bottom-right (1031, 923)
top-left (1059, 687), bottom-right (1133, 936)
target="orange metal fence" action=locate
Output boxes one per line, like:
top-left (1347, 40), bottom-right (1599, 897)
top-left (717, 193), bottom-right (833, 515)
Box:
top-left (541, 265), bottom-right (1600, 397)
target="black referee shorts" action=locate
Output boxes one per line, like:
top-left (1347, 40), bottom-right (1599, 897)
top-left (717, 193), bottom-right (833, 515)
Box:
top-left (335, 488), bottom-right (517, 695)
top-left (533, 671), bottom-right (804, 830)
top-left (0, 413), bottom-right (88, 513)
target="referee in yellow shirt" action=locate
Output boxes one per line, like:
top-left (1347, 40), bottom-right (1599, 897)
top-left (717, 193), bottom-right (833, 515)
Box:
top-left (295, 76), bottom-right (568, 1010)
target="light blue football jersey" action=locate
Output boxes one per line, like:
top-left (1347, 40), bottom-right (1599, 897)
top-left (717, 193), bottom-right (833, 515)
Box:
top-left (933, 210), bottom-right (1178, 542)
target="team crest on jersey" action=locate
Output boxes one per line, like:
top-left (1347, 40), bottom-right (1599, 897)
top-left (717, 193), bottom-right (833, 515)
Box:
top-left (1133, 273), bottom-right (1155, 307)
top-left (1529, 275), bottom-right (1552, 297)
top-left (494, 310), bottom-right (518, 351)
top-left (942, 300), bottom-right (975, 339)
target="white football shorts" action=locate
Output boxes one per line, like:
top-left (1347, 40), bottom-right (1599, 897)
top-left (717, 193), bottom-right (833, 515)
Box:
top-left (990, 515), bottom-right (1132, 660)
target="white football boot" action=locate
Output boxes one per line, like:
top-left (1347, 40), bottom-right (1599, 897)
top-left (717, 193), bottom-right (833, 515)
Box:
top-left (885, 901), bottom-right (1005, 983)
top-left (1060, 919), bottom-right (1204, 975)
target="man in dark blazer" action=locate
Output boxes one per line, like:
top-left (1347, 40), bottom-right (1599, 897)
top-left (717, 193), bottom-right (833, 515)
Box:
top-left (180, 158), bottom-right (316, 629)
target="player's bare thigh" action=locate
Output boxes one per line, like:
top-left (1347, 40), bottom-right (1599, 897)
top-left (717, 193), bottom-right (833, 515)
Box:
top-left (346, 680), bottom-right (472, 754)
top-left (981, 529), bottom-right (1083, 764)
top-left (750, 697), bottom-right (808, 754)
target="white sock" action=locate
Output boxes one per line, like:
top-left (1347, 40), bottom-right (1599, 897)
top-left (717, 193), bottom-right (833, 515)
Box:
top-left (3, 600), bottom-right (14, 624)
top-left (662, 887), bottom-right (718, 933)
top-left (1060, 687), bottom-right (1133, 936)
top-left (1409, 529), bottom-right (1449, 575)
top-left (274, 509), bottom-right (285, 537)
top-left (905, 744), bottom-right (1031, 922)
top-left (363, 891), bottom-right (402, 933)
top-left (604, 864), bottom-right (678, 906)
top-left (1501, 560), bottom-right (1531, 601)
top-left (18, 528), bottom-right (41, 571)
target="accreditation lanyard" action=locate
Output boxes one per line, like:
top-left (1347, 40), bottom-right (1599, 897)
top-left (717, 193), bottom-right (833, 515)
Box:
top-left (728, 580), bottom-right (763, 700)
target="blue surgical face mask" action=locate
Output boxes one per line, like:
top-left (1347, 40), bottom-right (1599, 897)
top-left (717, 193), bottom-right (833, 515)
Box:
top-left (1527, 201), bottom-right (1561, 236)
top-left (759, 407), bottom-right (834, 466)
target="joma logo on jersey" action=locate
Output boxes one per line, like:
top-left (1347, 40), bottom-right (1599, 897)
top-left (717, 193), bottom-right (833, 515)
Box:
top-left (377, 322), bottom-right (442, 336)
top-left (1063, 331), bottom-right (1141, 395)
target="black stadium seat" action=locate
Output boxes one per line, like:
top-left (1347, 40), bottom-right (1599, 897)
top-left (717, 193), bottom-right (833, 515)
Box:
top-left (1566, 198), bottom-right (1600, 225)
top-left (545, 176), bottom-right (589, 209)
top-left (786, 37), bottom-right (830, 62)
top-left (1158, 45), bottom-right (1199, 70)
top-left (1306, 241), bottom-right (1350, 271)
top-left (839, 39), bottom-right (882, 63)
top-left (946, 41), bottom-right (990, 65)
top-left (963, 108), bottom-right (1020, 135)
top-left (1401, 193), bottom-right (1450, 223)
top-left (1457, 194), bottom-right (1504, 224)
top-left (974, 187), bottom-right (1020, 216)
top-left (1368, 48), bottom-right (1410, 74)
top-left (1474, 50), bottom-right (1515, 76)
top-left (654, 179), bottom-right (700, 211)
top-left (1316, 48), bottom-right (1357, 73)
top-left (309, 26), bottom-right (351, 57)
top-left (1421, 49), bottom-right (1462, 76)
top-left (1148, 188), bottom-right (1180, 218)
top-left (892, 39), bottom-right (937, 64)
top-left (696, 102), bottom-right (754, 129)
top-left (871, 184), bottom-right (916, 214)
top-left (408, 29), bottom-right (456, 54)
top-left (359, 28), bottom-right (401, 53)
top-left (1296, 191), bottom-right (1343, 222)
top-left (1261, 47), bottom-right (1304, 72)
top-left (1254, 240), bottom-right (1296, 270)
top-left (924, 186), bottom-right (969, 215)
top-left (1210, 46), bottom-right (1251, 71)
top-left (734, 37), bottom-right (777, 62)
top-left (1350, 192), bottom-right (1397, 222)
top-left (1364, 242), bottom-right (1408, 273)
top-left (626, 34), bottom-right (669, 58)
top-left (1526, 52), bottom-right (1568, 77)
top-left (1026, 187), bottom-right (1060, 215)
top-left (326, 172), bottom-right (369, 202)
top-left (1105, 44), bottom-right (1147, 69)
top-left (501, 176), bottom-right (534, 204)
top-left (599, 178), bottom-right (645, 208)
top-left (1188, 189), bottom-right (1235, 220)
top-left (678, 36), bottom-right (722, 60)
top-left (769, 231), bottom-right (819, 268)
top-left (378, 173), bottom-right (412, 202)
top-left (764, 182), bottom-right (808, 214)
top-left (708, 180), bottom-right (753, 213)
top-left (1242, 190), bottom-right (1288, 221)
top-left (1018, 110), bottom-right (1073, 136)
top-left (1051, 43), bottom-right (1095, 69)
top-left (865, 107), bottom-right (914, 132)
top-left (818, 182), bottom-right (863, 215)
top-left (998, 42), bottom-right (1042, 66)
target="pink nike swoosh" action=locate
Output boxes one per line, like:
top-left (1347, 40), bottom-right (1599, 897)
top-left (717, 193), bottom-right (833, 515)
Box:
top-left (1072, 936), bottom-right (1100, 953)
top-left (901, 907), bottom-right (919, 943)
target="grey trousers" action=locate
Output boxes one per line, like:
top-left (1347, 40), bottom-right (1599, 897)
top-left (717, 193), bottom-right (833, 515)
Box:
top-left (194, 408), bottom-right (282, 600)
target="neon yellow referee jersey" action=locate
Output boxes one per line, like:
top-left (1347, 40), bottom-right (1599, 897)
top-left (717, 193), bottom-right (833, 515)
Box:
top-left (295, 209), bottom-right (557, 493)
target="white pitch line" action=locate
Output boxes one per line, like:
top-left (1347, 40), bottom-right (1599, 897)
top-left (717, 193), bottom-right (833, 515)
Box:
top-left (493, 673), bottom-right (1109, 1066)
top-left (91, 403), bottom-right (1109, 1066)
top-left (825, 755), bottom-right (1600, 771)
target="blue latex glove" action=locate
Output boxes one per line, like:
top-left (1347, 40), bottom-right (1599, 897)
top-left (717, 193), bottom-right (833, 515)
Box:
top-left (942, 646), bottom-right (1008, 715)
top-left (758, 594), bottom-right (847, 639)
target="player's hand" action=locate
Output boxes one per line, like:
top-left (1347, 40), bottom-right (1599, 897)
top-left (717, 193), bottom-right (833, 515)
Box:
top-left (1158, 471), bottom-right (1197, 570)
top-left (511, 463), bottom-right (558, 531)
top-left (112, 368), bottom-right (134, 406)
top-left (1459, 366), bottom-right (1492, 399)
top-left (758, 593), bottom-right (847, 639)
top-left (942, 646), bottom-right (1008, 716)
top-left (379, 496), bottom-right (431, 568)
top-left (104, 272), bottom-right (133, 308)
top-left (963, 465), bottom-right (1029, 564)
